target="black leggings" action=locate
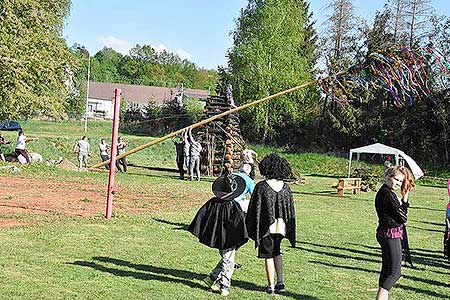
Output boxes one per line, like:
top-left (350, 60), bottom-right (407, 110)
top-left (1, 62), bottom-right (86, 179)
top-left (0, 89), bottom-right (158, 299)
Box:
top-left (377, 237), bottom-right (402, 291)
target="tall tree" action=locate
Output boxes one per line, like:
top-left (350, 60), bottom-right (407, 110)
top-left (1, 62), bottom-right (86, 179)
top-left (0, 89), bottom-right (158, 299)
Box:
top-left (388, 0), bottom-right (408, 44)
top-left (323, 0), bottom-right (358, 73)
top-left (404, 0), bottom-right (433, 47)
top-left (365, 6), bottom-right (396, 52)
top-left (93, 47), bottom-right (123, 82)
top-left (0, 0), bottom-right (76, 119)
top-left (228, 0), bottom-right (319, 142)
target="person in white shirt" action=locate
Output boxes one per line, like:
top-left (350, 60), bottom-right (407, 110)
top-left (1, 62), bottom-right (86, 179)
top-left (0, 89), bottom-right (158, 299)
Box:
top-left (116, 136), bottom-right (128, 172)
top-left (188, 128), bottom-right (202, 181)
top-left (75, 136), bottom-right (90, 169)
top-left (241, 148), bottom-right (258, 179)
top-left (98, 139), bottom-right (110, 170)
top-left (183, 130), bottom-right (191, 172)
top-left (15, 130), bottom-right (30, 163)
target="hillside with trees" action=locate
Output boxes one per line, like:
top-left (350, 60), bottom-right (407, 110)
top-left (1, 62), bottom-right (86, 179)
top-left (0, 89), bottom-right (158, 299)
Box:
top-left (315, 0), bottom-right (450, 164)
top-left (1, 0), bottom-right (450, 166)
top-left (70, 44), bottom-right (218, 115)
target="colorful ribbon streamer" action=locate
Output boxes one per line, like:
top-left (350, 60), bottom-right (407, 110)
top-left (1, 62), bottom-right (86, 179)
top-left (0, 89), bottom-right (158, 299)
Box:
top-left (318, 44), bottom-right (450, 106)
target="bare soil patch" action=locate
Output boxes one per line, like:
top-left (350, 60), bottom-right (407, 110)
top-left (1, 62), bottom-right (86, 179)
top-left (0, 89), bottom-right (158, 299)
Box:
top-left (0, 176), bottom-right (207, 224)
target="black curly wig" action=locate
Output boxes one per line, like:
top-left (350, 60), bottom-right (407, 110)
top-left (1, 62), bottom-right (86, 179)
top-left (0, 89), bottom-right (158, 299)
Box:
top-left (258, 153), bottom-right (292, 180)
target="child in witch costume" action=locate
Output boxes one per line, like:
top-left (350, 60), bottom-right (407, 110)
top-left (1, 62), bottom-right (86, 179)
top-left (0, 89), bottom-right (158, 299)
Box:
top-left (245, 153), bottom-right (296, 295)
top-left (188, 171), bottom-right (248, 297)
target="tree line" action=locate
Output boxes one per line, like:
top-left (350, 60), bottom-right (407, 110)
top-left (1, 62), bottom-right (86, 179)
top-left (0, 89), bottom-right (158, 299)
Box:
top-left (223, 0), bottom-right (450, 165)
top-left (1, 0), bottom-right (449, 165)
top-left (69, 44), bottom-right (218, 114)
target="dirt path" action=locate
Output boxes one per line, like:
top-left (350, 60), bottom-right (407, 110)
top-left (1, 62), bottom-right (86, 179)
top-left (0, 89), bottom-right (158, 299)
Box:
top-left (0, 176), bottom-right (207, 227)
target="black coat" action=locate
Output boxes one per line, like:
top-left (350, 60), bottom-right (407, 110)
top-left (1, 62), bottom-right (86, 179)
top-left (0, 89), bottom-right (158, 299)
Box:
top-left (245, 181), bottom-right (296, 248)
top-left (375, 184), bottom-right (409, 230)
top-left (188, 197), bottom-right (248, 250)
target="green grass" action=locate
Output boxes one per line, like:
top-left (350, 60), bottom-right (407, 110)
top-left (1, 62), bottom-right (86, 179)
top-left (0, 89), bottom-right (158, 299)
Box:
top-left (0, 170), bottom-right (448, 300)
top-left (1, 120), bottom-right (178, 169)
top-left (0, 120), bottom-right (449, 299)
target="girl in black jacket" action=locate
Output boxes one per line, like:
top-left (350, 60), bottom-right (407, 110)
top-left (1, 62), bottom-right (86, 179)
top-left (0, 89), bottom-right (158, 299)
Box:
top-left (246, 153), bottom-right (296, 295)
top-left (375, 166), bottom-right (414, 300)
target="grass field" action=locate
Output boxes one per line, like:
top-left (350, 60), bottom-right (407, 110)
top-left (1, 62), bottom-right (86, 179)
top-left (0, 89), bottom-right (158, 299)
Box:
top-left (0, 120), bottom-right (449, 300)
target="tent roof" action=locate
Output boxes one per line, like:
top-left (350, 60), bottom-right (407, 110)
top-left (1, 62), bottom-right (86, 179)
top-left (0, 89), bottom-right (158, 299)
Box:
top-left (348, 143), bottom-right (424, 179)
top-left (350, 143), bottom-right (400, 155)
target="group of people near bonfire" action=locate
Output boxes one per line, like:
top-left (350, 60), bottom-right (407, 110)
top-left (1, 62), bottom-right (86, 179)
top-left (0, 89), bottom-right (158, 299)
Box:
top-left (172, 128), bottom-right (202, 181)
top-left (73, 136), bottom-right (128, 172)
top-left (187, 151), bottom-right (450, 299)
top-left (172, 128), bottom-right (259, 182)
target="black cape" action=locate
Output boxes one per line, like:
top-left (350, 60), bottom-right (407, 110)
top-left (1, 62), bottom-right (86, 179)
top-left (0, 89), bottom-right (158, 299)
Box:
top-left (401, 225), bottom-right (414, 267)
top-left (245, 181), bottom-right (296, 248)
top-left (188, 197), bottom-right (248, 250)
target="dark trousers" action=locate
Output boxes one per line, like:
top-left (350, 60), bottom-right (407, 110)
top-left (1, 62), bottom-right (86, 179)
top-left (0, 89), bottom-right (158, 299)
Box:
top-left (249, 163), bottom-right (255, 179)
top-left (117, 157), bottom-right (127, 172)
top-left (177, 159), bottom-right (185, 179)
top-left (100, 154), bottom-right (110, 170)
top-left (377, 237), bottom-right (402, 291)
top-left (15, 149), bottom-right (30, 163)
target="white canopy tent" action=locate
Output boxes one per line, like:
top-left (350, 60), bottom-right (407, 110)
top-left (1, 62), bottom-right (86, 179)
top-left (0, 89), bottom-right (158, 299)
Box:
top-left (347, 143), bottom-right (424, 179)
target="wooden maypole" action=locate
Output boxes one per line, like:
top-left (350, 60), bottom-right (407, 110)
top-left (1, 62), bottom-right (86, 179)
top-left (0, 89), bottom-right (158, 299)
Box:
top-left (89, 78), bottom-right (322, 170)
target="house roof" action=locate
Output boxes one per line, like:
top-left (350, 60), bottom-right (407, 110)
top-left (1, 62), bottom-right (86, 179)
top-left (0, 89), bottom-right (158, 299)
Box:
top-left (88, 81), bottom-right (209, 105)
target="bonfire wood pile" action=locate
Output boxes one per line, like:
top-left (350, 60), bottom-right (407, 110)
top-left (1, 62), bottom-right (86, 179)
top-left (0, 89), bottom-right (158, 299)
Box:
top-left (196, 96), bottom-right (245, 176)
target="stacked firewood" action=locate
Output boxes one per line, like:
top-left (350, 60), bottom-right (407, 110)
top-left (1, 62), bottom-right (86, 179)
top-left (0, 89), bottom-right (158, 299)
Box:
top-left (196, 96), bottom-right (245, 176)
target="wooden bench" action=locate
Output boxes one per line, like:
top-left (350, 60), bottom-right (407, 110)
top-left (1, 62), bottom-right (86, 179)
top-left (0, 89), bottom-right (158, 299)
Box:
top-left (337, 178), bottom-right (361, 196)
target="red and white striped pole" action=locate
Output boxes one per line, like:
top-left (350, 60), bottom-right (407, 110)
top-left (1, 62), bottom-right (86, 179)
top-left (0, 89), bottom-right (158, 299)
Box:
top-left (105, 88), bottom-right (121, 219)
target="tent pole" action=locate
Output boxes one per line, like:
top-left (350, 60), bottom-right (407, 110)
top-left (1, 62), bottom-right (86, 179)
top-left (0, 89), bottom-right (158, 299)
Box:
top-left (347, 151), bottom-right (353, 178)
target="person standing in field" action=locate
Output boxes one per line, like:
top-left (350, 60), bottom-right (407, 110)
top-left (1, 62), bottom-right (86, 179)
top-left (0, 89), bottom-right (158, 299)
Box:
top-left (188, 171), bottom-right (248, 297)
top-left (234, 163), bottom-right (255, 215)
top-left (188, 128), bottom-right (202, 181)
top-left (242, 148), bottom-right (258, 179)
top-left (374, 166), bottom-right (414, 300)
top-left (444, 181), bottom-right (450, 262)
top-left (116, 136), bottom-right (128, 172)
top-left (75, 136), bottom-right (90, 169)
top-left (183, 130), bottom-right (191, 176)
top-left (15, 130), bottom-right (31, 164)
top-left (98, 139), bottom-right (110, 170)
top-left (245, 153), bottom-right (296, 295)
top-left (172, 134), bottom-right (185, 180)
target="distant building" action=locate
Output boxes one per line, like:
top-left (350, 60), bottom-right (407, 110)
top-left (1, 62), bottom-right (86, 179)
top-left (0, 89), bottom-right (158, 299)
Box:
top-left (86, 81), bottom-right (209, 119)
